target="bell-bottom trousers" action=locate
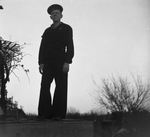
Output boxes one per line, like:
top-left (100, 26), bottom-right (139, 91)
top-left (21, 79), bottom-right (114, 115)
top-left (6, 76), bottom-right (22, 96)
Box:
top-left (38, 61), bottom-right (68, 119)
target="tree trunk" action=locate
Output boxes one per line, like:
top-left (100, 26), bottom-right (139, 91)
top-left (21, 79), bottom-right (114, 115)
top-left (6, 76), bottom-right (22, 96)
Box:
top-left (0, 40), bottom-right (7, 113)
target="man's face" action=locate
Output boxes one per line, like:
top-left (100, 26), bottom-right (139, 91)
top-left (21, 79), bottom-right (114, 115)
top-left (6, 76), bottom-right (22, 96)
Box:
top-left (50, 10), bottom-right (62, 22)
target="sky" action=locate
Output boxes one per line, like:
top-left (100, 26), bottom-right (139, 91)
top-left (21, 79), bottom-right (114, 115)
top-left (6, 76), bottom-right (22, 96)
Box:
top-left (0, 0), bottom-right (150, 114)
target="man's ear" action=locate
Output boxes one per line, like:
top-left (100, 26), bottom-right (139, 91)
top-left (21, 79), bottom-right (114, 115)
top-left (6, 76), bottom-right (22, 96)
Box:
top-left (61, 14), bottom-right (63, 18)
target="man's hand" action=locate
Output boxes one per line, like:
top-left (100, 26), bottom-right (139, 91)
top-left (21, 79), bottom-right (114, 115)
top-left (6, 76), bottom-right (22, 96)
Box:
top-left (63, 62), bottom-right (69, 73)
top-left (39, 64), bottom-right (44, 74)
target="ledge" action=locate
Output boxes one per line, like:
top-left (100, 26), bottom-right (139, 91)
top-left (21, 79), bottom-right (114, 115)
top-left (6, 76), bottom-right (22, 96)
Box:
top-left (0, 119), bottom-right (93, 137)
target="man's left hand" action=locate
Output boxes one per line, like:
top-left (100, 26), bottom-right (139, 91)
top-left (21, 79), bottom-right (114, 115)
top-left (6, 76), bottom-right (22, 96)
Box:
top-left (63, 62), bottom-right (69, 73)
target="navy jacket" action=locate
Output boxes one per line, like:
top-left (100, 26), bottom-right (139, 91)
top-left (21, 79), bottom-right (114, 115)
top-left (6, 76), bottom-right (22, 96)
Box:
top-left (38, 23), bottom-right (74, 65)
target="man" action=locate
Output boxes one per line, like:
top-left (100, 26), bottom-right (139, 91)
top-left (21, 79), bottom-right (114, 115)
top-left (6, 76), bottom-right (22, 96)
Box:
top-left (38, 4), bottom-right (74, 120)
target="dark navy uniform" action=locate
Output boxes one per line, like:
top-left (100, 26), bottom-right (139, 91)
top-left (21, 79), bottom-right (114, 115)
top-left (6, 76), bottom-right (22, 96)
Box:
top-left (38, 22), bottom-right (74, 119)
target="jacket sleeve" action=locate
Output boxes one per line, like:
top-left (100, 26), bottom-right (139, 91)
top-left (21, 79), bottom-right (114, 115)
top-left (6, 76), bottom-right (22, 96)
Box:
top-left (65, 26), bottom-right (74, 64)
top-left (38, 34), bottom-right (46, 65)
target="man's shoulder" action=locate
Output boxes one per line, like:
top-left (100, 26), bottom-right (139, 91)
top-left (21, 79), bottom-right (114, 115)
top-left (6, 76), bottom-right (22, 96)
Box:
top-left (44, 27), bottom-right (52, 32)
top-left (42, 27), bottom-right (52, 36)
top-left (61, 23), bottom-right (72, 30)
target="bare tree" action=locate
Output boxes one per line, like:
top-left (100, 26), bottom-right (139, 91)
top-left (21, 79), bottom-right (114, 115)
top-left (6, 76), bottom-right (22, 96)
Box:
top-left (0, 37), bottom-right (29, 112)
top-left (92, 76), bottom-right (150, 113)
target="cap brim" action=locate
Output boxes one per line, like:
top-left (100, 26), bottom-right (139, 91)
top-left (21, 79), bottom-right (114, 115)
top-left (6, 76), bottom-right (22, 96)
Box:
top-left (47, 4), bottom-right (63, 15)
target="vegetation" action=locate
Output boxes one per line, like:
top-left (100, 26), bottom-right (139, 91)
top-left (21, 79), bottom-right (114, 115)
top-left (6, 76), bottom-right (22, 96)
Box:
top-left (66, 107), bottom-right (102, 121)
top-left (92, 75), bottom-right (150, 113)
top-left (0, 37), bottom-right (29, 113)
top-left (91, 75), bottom-right (150, 137)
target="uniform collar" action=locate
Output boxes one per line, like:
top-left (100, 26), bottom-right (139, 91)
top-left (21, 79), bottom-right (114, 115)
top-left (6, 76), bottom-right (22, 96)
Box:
top-left (51, 22), bottom-right (63, 29)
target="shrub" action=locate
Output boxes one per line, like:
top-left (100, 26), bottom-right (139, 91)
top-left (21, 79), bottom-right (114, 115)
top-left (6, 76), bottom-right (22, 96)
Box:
top-left (92, 76), bottom-right (150, 113)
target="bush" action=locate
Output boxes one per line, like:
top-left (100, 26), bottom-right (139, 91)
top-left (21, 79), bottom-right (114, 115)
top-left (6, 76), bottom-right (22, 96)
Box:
top-left (92, 76), bottom-right (150, 113)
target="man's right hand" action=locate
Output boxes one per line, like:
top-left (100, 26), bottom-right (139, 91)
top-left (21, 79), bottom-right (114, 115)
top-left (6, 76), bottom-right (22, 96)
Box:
top-left (39, 64), bottom-right (44, 74)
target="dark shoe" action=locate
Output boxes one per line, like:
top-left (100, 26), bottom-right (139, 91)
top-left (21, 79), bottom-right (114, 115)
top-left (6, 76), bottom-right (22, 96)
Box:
top-left (37, 116), bottom-right (46, 121)
top-left (53, 117), bottom-right (62, 121)
top-left (37, 116), bottom-right (52, 121)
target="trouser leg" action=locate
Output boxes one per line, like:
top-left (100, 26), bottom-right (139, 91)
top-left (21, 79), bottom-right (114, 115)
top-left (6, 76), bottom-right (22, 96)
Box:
top-left (53, 67), bottom-right (68, 118)
top-left (38, 64), bottom-right (53, 118)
